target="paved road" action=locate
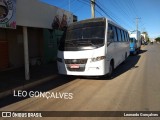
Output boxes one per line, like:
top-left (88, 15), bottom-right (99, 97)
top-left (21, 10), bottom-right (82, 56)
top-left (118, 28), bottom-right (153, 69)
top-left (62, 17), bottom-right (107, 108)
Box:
top-left (0, 43), bottom-right (160, 120)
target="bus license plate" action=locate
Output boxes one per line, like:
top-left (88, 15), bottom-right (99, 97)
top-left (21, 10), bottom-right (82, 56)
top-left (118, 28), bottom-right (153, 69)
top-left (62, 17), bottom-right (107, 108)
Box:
top-left (70, 64), bottom-right (80, 68)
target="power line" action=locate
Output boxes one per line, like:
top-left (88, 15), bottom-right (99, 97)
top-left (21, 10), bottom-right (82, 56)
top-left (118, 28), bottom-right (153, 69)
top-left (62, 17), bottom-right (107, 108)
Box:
top-left (74, 0), bottom-right (142, 31)
top-left (77, 0), bottom-right (104, 17)
top-left (113, 0), bottom-right (135, 29)
top-left (130, 0), bottom-right (139, 17)
top-left (78, 0), bottom-right (119, 23)
top-left (110, 0), bottom-right (134, 22)
top-left (96, 0), bottom-right (134, 30)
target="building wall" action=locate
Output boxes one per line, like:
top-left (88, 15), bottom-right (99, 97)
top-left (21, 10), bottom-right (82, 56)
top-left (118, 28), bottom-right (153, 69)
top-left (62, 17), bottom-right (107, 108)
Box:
top-left (28, 27), bottom-right (44, 64)
top-left (16, 0), bottom-right (73, 29)
top-left (7, 27), bottom-right (24, 68)
top-left (43, 29), bottom-right (63, 63)
top-left (0, 26), bottom-right (44, 69)
top-left (0, 0), bottom-right (75, 70)
top-left (0, 29), bottom-right (9, 70)
top-left (0, 27), bottom-right (24, 69)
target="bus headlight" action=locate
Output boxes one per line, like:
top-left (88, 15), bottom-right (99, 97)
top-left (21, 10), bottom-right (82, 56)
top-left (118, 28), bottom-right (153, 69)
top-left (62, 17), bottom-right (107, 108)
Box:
top-left (91, 56), bottom-right (105, 62)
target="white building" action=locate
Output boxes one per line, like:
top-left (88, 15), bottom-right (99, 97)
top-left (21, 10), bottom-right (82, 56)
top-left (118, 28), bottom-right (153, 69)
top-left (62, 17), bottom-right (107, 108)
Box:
top-left (141, 33), bottom-right (147, 41)
top-left (149, 38), bottom-right (155, 42)
top-left (0, 0), bottom-right (76, 80)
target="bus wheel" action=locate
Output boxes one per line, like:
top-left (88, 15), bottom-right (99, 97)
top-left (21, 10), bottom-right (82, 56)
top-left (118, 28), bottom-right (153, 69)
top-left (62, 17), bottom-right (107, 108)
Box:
top-left (108, 62), bottom-right (114, 78)
top-left (133, 51), bottom-right (137, 55)
top-left (123, 53), bottom-right (128, 64)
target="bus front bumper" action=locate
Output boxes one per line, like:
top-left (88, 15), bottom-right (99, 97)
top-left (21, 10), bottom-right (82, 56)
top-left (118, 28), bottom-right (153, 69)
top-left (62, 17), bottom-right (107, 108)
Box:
top-left (57, 60), bottom-right (108, 76)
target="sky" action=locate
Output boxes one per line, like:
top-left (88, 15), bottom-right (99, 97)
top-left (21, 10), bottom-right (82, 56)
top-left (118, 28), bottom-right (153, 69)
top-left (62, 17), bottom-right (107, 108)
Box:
top-left (40, 0), bottom-right (160, 38)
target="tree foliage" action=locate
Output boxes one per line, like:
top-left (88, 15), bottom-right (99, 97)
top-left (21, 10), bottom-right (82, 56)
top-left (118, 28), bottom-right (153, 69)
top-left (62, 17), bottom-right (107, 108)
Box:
top-left (155, 37), bottom-right (160, 42)
top-left (142, 31), bottom-right (150, 42)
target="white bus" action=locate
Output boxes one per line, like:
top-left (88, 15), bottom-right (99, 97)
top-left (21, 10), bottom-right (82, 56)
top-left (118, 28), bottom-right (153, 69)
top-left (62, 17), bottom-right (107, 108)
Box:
top-left (57, 17), bottom-right (130, 77)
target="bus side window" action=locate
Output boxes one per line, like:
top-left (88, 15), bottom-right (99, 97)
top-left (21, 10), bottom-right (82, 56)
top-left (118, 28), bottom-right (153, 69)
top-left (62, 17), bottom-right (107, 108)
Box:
top-left (107, 24), bottom-right (114, 42)
top-left (121, 30), bottom-right (125, 42)
top-left (116, 28), bottom-right (122, 42)
top-left (112, 26), bottom-right (118, 42)
top-left (127, 33), bottom-right (129, 41)
top-left (125, 32), bottom-right (128, 41)
top-left (124, 31), bottom-right (127, 42)
top-left (123, 31), bottom-right (126, 42)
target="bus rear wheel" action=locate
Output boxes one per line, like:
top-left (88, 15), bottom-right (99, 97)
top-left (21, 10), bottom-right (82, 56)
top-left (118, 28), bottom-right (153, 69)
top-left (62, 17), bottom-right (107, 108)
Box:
top-left (108, 62), bottom-right (114, 78)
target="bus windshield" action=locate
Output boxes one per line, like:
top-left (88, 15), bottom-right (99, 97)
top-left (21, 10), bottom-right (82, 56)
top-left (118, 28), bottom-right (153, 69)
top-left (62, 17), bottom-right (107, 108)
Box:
top-left (130, 38), bottom-right (136, 43)
top-left (59, 22), bottom-right (105, 51)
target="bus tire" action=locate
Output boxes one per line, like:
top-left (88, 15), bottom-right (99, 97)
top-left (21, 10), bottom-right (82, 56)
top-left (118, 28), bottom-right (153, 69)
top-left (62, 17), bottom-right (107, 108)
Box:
top-left (123, 52), bottom-right (128, 64)
top-left (108, 61), bottom-right (114, 77)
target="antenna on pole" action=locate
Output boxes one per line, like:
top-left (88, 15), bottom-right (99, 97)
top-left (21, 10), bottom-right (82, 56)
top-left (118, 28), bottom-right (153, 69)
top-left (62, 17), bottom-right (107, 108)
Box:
top-left (91, 0), bottom-right (95, 18)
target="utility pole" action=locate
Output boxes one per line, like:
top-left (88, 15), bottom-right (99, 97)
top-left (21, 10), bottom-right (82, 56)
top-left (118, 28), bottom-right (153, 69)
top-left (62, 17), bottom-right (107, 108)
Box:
top-left (91, 0), bottom-right (95, 18)
top-left (136, 17), bottom-right (140, 31)
top-left (135, 17), bottom-right (141, 42)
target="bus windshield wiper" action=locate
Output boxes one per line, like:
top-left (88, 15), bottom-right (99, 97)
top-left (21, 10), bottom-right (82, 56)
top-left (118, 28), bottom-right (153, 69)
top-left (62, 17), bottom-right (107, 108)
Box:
top-left (65, 40), bottom-right (77, 47)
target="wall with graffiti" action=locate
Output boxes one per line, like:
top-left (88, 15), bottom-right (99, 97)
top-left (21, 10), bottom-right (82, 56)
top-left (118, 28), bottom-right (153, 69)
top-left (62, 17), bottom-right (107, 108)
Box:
top-left (52, 8), bottom-right (72, 30)
top-left (0, 0), bottom-right (16, 29)
top-left (16, 0), bottom-right (73, 29)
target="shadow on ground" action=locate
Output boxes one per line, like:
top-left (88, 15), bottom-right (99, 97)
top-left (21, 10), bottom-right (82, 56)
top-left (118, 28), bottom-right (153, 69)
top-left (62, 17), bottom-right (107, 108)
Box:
top-left (0, 75), bottom-right (76, 108)
top-left (0, 50), bottom-right (147, 108)
top-left (80, 53), bottom-right (144, 80)
top-left (0, 62), bottom-right (77, 108)
top-left (138, 49), bottom-right (147, 54)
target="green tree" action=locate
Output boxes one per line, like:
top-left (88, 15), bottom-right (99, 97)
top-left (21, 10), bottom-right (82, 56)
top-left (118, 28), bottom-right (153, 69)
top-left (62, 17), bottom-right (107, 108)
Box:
top-left (155, 37), bottom-right (160, 42)
top-left (142, 31), bottom-right (150, 42)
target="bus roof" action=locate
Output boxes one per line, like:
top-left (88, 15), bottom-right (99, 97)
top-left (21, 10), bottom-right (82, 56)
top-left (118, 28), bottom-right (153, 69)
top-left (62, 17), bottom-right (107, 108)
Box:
top-left (107, 19), bottom-right (128, 32)
top-left (67, 17), bottom-right (106, 30)
top-left (68, 17), bottom-right (128, 32)
top-left (71, 17), bottom-right (106, 25)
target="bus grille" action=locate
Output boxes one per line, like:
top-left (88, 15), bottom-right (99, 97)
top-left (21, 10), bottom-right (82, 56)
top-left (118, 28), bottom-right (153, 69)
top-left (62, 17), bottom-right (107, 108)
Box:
top-left (65, 59), bottom-right (88, 72)
top-left (65, 59), bottom-right (88, 64)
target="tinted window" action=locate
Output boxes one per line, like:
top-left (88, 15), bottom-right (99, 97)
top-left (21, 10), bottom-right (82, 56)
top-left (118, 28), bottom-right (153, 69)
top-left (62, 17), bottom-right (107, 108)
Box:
top-left (59, 22), bottom-right (105, 51)
top-left (126, 33), bottom-right (129, 41)
top-left (83, 26), bottom-right (105, 39)
top-left (130, 38), bottom-right (136, 43)
top-left (107, 24), bottom-right (113, 42)
top-left (116, 28), bottom-right (122, 41)
top-left (121, 30), bottom-right (125, 42)
top-left (66, 26), bottom-right (105, 40)
top-left (124, 31), bottom-right (127, 41)
top-left (130, 38), bottom-right (134, 42)
top-left (112, 26), bottom-right (118, 42)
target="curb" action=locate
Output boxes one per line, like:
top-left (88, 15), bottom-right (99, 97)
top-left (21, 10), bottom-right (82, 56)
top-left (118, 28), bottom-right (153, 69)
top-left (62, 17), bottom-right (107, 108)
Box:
top-left (0, 75), bottom-right (58, 99)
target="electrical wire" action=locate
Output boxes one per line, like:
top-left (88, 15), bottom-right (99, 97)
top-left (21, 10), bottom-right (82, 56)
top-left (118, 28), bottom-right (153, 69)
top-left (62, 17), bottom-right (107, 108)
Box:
top-left (73, 0), bottom-right (144, 31)
top-left (96, 0), bottom-right (134, 30)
